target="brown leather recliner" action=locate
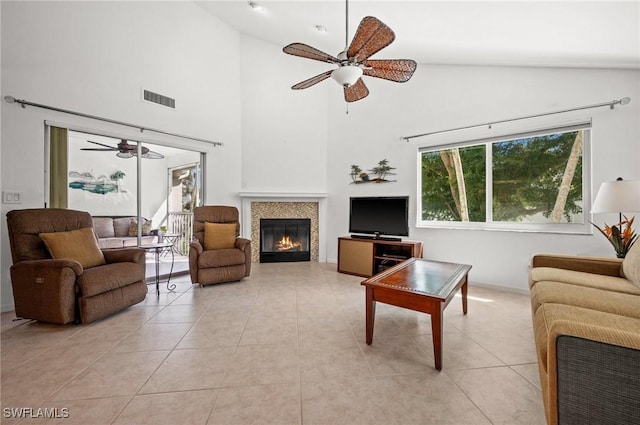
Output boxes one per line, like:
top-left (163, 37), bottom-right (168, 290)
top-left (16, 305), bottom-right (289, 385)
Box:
top-left (6, 208), bottom-right (147, 324)
top-left (189, 206), bottom-right (251, 286)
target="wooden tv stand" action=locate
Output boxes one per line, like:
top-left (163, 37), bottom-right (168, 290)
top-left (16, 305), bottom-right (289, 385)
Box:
top-left (337, 236), bottom-right (423, 277)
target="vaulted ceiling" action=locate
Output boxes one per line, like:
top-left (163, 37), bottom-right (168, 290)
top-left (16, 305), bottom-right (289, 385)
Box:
top-left (197, 1), bottom-right (640, 69)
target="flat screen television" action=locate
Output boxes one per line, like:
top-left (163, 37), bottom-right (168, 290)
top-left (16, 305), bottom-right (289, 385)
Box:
top-left (349, 196), bottom-right (409, 240)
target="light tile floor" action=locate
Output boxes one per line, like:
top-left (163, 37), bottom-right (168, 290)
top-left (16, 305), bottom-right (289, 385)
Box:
top-left (144, 252), bottom-right (189, 285)
top-left (1, 262), bottom-right (546, 425)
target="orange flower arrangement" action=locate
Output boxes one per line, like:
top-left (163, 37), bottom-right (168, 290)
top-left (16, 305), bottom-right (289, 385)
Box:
top-left (591, 215), bottom-right (638, 258)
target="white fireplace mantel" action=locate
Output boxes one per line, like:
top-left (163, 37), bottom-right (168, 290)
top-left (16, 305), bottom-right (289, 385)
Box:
top-left (238, 192), bottom-right (329, 262)
top-left (238, 192), bottom-right (328, 199)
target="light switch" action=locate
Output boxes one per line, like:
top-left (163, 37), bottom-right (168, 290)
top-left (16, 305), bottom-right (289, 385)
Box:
top-left (2, 191), bottom-right (23, 204)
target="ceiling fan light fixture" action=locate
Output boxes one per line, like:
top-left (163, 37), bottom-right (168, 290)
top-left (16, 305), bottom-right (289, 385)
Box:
top-left (331, 65), bottom-right (363, 87)
top-left (116, 151), bottom-right (134, 159)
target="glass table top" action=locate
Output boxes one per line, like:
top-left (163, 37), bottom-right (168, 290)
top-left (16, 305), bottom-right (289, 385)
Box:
top-left (362, 258), bottom-right (472, 298)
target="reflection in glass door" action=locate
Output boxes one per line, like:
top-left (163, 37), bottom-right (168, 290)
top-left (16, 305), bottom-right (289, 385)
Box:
top-left (66, 132), bottom-right (139, 216)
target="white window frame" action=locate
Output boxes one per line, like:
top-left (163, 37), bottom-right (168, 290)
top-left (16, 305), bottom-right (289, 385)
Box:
top-left (416, 123), bottom-right (592, 234)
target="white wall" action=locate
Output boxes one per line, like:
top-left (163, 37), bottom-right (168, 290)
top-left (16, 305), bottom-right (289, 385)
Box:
top-left (239, 34), bottom-right (329, 193)
top-left (0, 1), bottom-right (243, 311)
top-left (325, 64), bottom-right (640, 292)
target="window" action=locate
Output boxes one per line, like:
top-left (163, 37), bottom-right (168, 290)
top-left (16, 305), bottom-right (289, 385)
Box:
top-left (418, 125), bottom-right (590, 233)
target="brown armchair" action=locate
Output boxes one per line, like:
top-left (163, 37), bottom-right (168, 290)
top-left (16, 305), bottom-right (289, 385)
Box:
top-left (6, 208), bottom-right (147, 324)
top-left (189, 206), bottom-right (251, 286)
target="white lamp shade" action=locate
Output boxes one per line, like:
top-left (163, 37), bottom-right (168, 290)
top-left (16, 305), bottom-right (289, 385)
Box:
top-left (591, 180), bottom-right (640, 213)
top-left (331, 65), bottom-right (363, 87)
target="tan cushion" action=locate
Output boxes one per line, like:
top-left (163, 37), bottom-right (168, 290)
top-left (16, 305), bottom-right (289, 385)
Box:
top-left (622, 242), bottom-right (640, 287)
top-left (98, 237), bottom-right (125, 249)
top-left (113, 217), bottom-right (132, 237)
top-left (39, 227), bottom-right (106, 269)
top-left (530, 267), bottom-right (640, 295)
top-left (198, 248), bottom-right (245, 267)
top-left (203, 222), bottom-right (236, 250)
top-left (92, 217), bottom-right (115, 238)
top-left (530, 280), bottom-right (640, 319)
top-left (77, 262), bottom-right (145, 297)
top-left (123, 235), bottom-right (156, 247)
top-left (128, 219), bottom-right (152, 237)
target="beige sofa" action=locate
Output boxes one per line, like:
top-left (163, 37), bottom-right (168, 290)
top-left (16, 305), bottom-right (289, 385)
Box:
top-left (528, 243), bottom-right (640, 425)
top-left (93, 216), bottom-right (159, 249)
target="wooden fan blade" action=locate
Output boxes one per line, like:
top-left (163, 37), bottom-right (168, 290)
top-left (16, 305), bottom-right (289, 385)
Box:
top-left (292, 70), bottom-right (333, 90)
top-left (347, 17), bottom-right (395, 63)
top-left (363, 59), bottom-right (417, 82)
top-left (344, 78), bottom-right (369, 103)
top-left (283, 43), bottom-right (340, 64)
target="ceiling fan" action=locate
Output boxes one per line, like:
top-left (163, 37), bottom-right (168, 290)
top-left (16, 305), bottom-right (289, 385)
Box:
top-left (81, 140), bottom-right (165, 159)
top-left (283, 0), bottom-right (417, 103)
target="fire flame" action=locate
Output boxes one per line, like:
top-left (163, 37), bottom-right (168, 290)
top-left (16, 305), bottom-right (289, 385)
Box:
top-left (276, 235), bottom-right (302, 251)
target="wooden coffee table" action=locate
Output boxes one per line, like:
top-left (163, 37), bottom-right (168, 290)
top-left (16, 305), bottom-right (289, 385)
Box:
top-left (361, 258), bottom-right (472, 370)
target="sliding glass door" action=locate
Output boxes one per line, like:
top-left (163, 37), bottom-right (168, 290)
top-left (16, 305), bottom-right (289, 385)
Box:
top-left (48, 127), bottom-right (204, 273)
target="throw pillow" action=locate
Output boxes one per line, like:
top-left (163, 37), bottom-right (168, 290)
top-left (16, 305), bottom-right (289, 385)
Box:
top-left (39, 227), bottom-right (106, 269)
top-left (203, 222), bottom-right (236, 250)
top-left (622, 241), bottom-right (640, 287)
top-left (92, 217), bottom-right (115, 238)
top-left (128, 219), bottom-right (152, 236)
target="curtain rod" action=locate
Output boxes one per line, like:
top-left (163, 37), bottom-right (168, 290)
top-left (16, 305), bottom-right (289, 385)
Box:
top-left (3, 95), bottom-right (223, 146)
top-left (402, 97), bottom-right (631, 142)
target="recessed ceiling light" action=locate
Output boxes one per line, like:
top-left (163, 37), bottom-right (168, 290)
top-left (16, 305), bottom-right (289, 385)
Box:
top-left (248, 1), bottom-right (262, 11)
top-left (314, 25), bottom-right (327, 33)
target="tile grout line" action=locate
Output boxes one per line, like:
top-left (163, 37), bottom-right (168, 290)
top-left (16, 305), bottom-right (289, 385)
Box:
top-left (110, 283), bottom-right (195, 424)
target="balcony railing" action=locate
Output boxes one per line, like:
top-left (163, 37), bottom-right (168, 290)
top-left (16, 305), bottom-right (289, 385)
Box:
top-left (167, 212), bottom-right (193, 255)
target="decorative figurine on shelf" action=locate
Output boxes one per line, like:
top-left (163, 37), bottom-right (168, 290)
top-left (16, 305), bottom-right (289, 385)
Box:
top-left (370, 159), bottom-right (396, 182)
top-left (349, 160), bottom-right (397, 184)
top-left (350, 164), bottom-right (363, 183)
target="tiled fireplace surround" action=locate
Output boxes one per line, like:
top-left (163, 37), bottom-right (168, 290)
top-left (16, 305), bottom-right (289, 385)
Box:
top-left (239, 193), bottom-right (328, 263)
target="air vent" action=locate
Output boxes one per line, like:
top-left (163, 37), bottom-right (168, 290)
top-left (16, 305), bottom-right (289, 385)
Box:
top-left (142, 89), bottom-right (175, 109)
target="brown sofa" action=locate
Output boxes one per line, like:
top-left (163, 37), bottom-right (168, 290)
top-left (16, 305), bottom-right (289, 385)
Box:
top-left (529, 244), bottom-right (640, 425)
top-left (6, 208), bottom-right (148, 324)
top-left (92, 216), bottom-right (159, 249)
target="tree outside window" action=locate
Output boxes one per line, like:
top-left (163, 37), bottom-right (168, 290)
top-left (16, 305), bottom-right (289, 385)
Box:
top-left (420, 128), bottom-right (586, 228)
top-left (421, 145), bottom-right (486, 221)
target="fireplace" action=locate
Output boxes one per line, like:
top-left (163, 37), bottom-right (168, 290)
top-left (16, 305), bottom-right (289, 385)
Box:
top-left (260, 218), bottom-right (311, 263)
top-left (240, 194), bottom-right (327, 263)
